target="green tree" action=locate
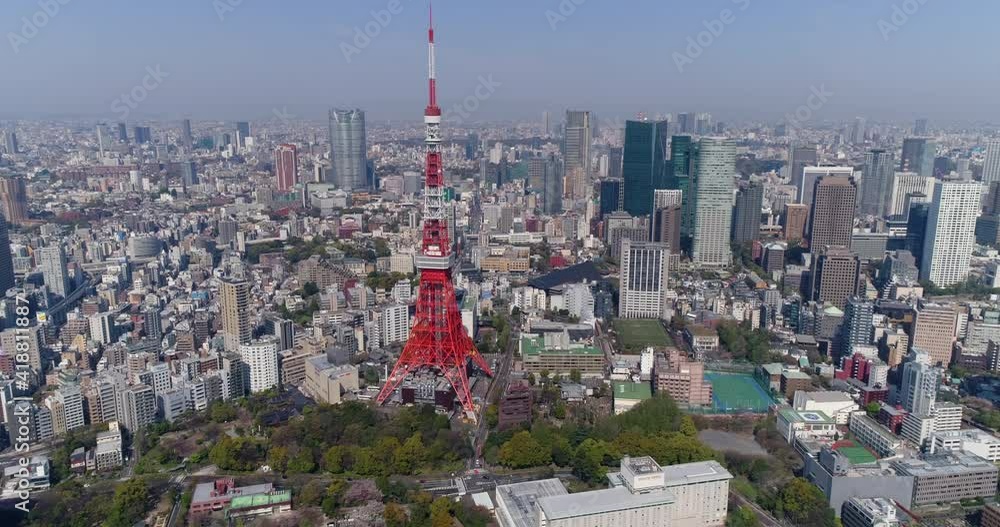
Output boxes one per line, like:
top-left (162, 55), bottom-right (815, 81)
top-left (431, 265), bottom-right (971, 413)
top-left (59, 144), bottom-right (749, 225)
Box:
top-left (499, 431), bottom-right (552, 468)
top-left (321, 479), bottom-right (348, 517)
top-left (680, 414), bottom-right (698, 437)
top-left (302, 281), bottom-right (320, 296)
top-left (287, 448), bottom-right (316, 474)
top-left (727, 505), bottom-right (760, 527)
top-left (267, 445), bottom-right (290, 472)
top-left (573, 438), bottom-right (609, 483)
top-left (569, 369), bottom-right (582, 383)
top-left (865, 402), bottom-right (881, 417)
top-left (322, 445), bottom-right (346, 473)
top-left (103, 477), bottom-right (150, 527)
top-left (394, 433), bottom-right (428, 475)
top-left (430, 497), bottom-right (453, 527)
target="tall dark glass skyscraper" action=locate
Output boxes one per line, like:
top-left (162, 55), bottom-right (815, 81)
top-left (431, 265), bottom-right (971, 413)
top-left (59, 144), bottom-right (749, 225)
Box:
top-left (669, 136), bottom-right (697, 244)
top-left (732, 181), bottom-right (763, 244)
top-left (622, 120), bottom-right (669, 217)
top-left (599, 178), bottom-right (623, 218)
top-left (900, 137), bottom-right (936, 177)
top-left (329, 109), bottom-right (369, 191)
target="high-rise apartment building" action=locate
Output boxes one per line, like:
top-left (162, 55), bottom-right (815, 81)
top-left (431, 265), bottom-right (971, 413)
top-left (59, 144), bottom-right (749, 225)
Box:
top-left (619, 239), bottom-right (669, 319)
top-left (0, 176), bottom-right (28, 224)
top-left (859, 149), bottom-right (895, 217)
top-left (119, 384), bottom-right (156, 433)
top-left (274, 143), bottom-right (298, 191)
top-left (984, 140), bottom-right (1000, 184)
top-left (732, 181), bottom-right (763, 244)
top-left (901, 138), bottom-right (936, 177)
top-left (37, 245), bottom-right (70, 299)
top-left (911, 303), bottom-right (958, 367)
top-left (329, 109), bottom-right (368, 191)
top-left (691, 138), bottom-right (736, 266)
top-left (809, 175), bottom-right (857, 249)
top-left (381, 304), bottom-right (410, 346)
top-left (810, 247), bottom-right (860, 310)
top-left (563, 110), bottom-right (592, 200)
top-left (841, 297), bottom-right (874, 358)
top-left (0, 212), bottom-right (14, 294)
top-left (622, 120), bottom-right (669, 217)
top-left (240, 338), bottom-right (279, 394)
top-left (899, 349), bottom-right (939, 415)
top-left (654, 204), bottom-right (682, 253)
top-left (920, 181), bottom-right (982, 287)
top-left (220, 279), bottom-right (251, 352)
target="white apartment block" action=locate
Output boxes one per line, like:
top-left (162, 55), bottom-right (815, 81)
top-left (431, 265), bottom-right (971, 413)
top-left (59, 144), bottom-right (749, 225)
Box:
top-left (932, 402), bottom-right (962, 432)
top-left (240, 338), bottom-right (279, 394)
top-left (381, 304), bottom-right (410, 346)
top-left (792, 391), bottom-right (858, 425)
top-left (920, 181), bottom-right (982, 287)
top-left (619, 239), bottom-right (669, 319)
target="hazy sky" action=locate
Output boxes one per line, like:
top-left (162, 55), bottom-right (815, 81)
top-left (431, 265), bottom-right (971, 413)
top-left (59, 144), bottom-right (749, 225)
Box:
top-left (3, 0), bottom-right (999, 124)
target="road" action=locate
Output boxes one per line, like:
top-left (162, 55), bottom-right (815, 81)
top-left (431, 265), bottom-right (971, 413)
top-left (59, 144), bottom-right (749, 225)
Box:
top-left (730, 489), bottom-right (784, 527)
top-left (164, 474), bottom-right (188, 527)
top-left (418, 467), bottom-right (574, 497)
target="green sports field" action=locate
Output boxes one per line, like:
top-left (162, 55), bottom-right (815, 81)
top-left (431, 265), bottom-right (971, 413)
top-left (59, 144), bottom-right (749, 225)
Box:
top-left (704, 372), bottom-right (774, 413)
top-left (613, 319), bottom-right (672, 352)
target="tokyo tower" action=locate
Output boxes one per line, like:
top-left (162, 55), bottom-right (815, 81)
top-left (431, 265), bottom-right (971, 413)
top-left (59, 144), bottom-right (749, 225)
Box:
top-left (376, 8), bottom-right (493, 416)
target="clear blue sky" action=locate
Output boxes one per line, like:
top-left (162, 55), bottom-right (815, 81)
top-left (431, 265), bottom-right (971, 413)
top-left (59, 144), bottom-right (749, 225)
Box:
top-left (3, 0), bottom-right (998, 124)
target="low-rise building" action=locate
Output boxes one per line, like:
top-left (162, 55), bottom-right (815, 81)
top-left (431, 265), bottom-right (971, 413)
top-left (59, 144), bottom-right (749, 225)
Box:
top-left (190, 479), bottom-right (276, 516)
top-left (776, 408), bottom-right (837, 443)
top-left (891, 452), bottom-right (1000, 506)
top-left (653, 349), bottom-right (712, 406)
top-left (94, 421), bottom-right (124, 471)
top-left (498, 382), bottom-right (532, 431)
top-left (780, 370), bottom-right (812, 399)
top-left (847, 412), bottom-right (902, 458)
top-left (520, 334), bottom-right (605, 377)
top-left (612, 382), bottom-right (652, 414)
top-left (841, 497), bottom-right (900, 527)
top-left (927, 429), bottom-right (1000, 462)
top-left (302, 355), bottom-right (359, 405)
top-left (684, 325), bottom-right (719, 360)
top-left (792, 391), bottom-right (857, 425)
top-left (900, 413), bottom-right (935, 449)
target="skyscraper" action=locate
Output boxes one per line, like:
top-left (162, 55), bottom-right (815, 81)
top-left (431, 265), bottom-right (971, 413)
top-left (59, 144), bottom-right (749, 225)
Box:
top-left (622, 120), bottom-right (669, 217)
top-left (888, 172), bottom-right (935, 217)
top-left (783, 203), bottom-right (809, 242)
top-left (117, 122), bottom-right (128, 142)
top-left (732, 181), bottom-right (763, 244)
top-left (563, 110), bottom-right (592, 199)
top-left (850, 117), bottom-right (866, 144)
top-left (787, 144), bottom-right (817, 188)
top-left (599, 178), bottom-right (624, 218)
top-left (181, 119), bottom-right (193, 150)
top-left (619, 239), bottom-right (669, 319)
top-left (274, 144), bottom-right (298, 191)
top-left (810, 246), bottom-right (860, 310)
top-left (983, 140), bottom-right (1000, 184)
top-left (800, 166), bottom-right (854, 209)
top-left (329, 109), bottom-right (368, 191)
top-left (542, 154), bottom-right (563, 215)
top-left (133, 126), bottom-right (151, 144)
top-left (0, 212), bottom-right (14, 295)
top-left (920, 181), bottom-right (982, 287)
top-left (3, 129), bottom-right (17, 155)
top-left (907, 201), bottom-right (931, 268)
top-left (859, 149), bottom-right (895, 217)
top-left (608, 147), bottom-right (623, 180)
top-left (809, 175), bottom-right (857, 249)
top-left (900, 138), bottom-right (936, 177)
top-left (220, 278), bottom-right (251, 352)
top-left (465, 133), bottom-right (478, 160)
top-left (0, 176), bottom-right (27, 224)
top-left (911, 303), bottom-right (958, 367)
top-left (691, 138), bottom-right (736, 266)
top-left (913, 118), bottom-right (929, 136)
top-left (653, 204), bottom-right (682, 253)
top-left (235, 121), bottom-right (250, 148)
top-left (669, 136), bottom-right (696, 245)
top-left (37, 245), bottom-right (70, 299)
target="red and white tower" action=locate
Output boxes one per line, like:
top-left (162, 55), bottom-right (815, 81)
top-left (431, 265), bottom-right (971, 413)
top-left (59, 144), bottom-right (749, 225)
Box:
top-left (376, 8), bottom-right (493, 416)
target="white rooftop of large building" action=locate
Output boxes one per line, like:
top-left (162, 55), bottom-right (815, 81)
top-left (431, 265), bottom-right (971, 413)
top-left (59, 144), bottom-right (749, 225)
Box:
top-left (495, 478), bottom-right (567, 527)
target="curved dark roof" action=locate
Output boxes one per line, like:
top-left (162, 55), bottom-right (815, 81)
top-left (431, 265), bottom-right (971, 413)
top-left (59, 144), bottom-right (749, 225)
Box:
top-left (528, 261), bottom-right (603, 291)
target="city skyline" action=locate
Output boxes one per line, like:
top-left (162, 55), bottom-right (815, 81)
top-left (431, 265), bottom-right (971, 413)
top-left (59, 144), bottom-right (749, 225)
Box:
top-left (3, 0), bottom-right (1000, 123)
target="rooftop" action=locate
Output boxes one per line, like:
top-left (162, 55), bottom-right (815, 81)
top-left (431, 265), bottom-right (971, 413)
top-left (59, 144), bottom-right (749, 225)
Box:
top-left (495, 478), bottom-right (567, 527)
top-left (801, 390), bottom-right (853, 403)
top-left (612, 382), bottom-right (652, 401)
top-left (537, 486), bottom-right (675, 521)
top-left (779, 408), bottom-right (835, 425)
top-left (229, 490), bottom-right (292, 510)
top-left (892, 452), bottom-right (999, 477)
top-left (661, 460), bottom-right (733, 487)
top-left (520, 335), bottom-right (601, 356)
